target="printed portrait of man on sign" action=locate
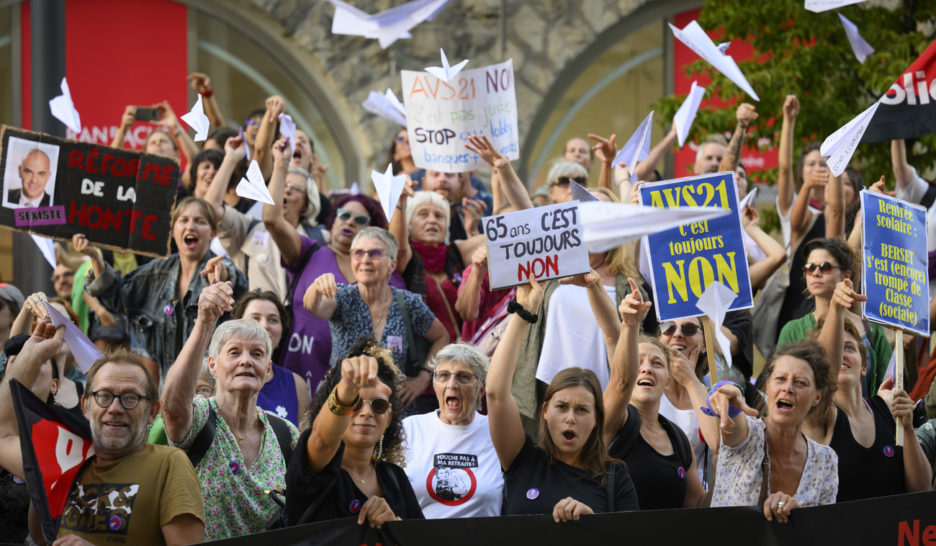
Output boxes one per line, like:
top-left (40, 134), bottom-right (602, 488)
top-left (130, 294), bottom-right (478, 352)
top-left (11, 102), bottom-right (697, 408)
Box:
top-left (2, 136), bottom-right (60, 209)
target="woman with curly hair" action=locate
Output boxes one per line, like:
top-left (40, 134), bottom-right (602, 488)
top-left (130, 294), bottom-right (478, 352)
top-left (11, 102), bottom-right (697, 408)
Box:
top-left (285, 337), bottom-right (423, 527)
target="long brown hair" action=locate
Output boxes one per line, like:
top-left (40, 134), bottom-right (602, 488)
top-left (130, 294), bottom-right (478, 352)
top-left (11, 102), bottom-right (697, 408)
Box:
top-left (537, 367), bottom-right (617, 481)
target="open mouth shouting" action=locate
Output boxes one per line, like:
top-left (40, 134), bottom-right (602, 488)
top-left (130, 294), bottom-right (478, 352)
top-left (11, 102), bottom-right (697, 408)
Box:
top-left (775, 398), bottom-right (795, 414)
top-left (182, 233), bottom-right (199, 250)
top-left (561, 430), bottom-right (577, 444)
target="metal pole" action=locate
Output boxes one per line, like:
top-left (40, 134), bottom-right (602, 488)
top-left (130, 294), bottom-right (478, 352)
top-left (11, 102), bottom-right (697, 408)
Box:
top-left (13, 0), bottom-right (65, 295)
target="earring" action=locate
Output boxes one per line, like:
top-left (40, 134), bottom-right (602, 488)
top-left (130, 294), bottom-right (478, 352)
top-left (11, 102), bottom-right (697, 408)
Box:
top-left (372, 435), bottom-right (384, 466)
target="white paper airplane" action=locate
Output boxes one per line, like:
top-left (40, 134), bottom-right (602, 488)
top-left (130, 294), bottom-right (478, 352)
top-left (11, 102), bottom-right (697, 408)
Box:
top-left (371, 163), bottom-right (407, 224)
top-left (673, 82), bottom-right (706, 147)
top-left (669, 20), bottom-right (760, 101)
top-left (695, 282), bottom-right (739, 368)
top-left (328, 0), bottom-right (451, 49)
top-left (805, 0), bottom-right (864, 12)
top-left (612, 111), bottom-right (654, 182)
top-left (739, 186), bottom-right (758, 210)
top-left (838, 13), bottom-right (874, 64)
top-left (717, 42), bottom-right (731, 55)
top-left (571, 181), bottom-right (599, 203)
top-left (350, 182), bottom-right (361, 195)
top-left (31, 234), bottom-right (57, 269)
top-left (236, 160), bottom-right (275, 205)
top-left (362, 88), bottom-right (407, 126)
top-left (819, 100), bottom-right (881, 176)
top-left (180, 94), bottom-right (210, 142)
top-left (48, 77), bottom-right (81, 134)
top-left (425, 48), bottom-right (469, 82)
top-left (578, 201), bottom-right (731, 253)
top-left (279, 113), bottom-right (297, 154)
top-left (45, 299), bottom-right (104, 373)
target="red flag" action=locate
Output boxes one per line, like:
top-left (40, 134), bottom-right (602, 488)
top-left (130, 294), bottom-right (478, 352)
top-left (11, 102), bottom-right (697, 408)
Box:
top-left (864, 38), bottom-right (936, 142)
top-left (9, 379), bottom-right (92, 543)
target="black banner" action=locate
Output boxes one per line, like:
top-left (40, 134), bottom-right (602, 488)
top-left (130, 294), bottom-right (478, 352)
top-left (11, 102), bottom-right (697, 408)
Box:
top-left (0, 125), bottom-right (179, 256)
top-left (210, 490), bottom-right (936, 546)
top-left (863, 38), bottom-right (936, 143)
top-left (9, 379), bottom-right (93, 544)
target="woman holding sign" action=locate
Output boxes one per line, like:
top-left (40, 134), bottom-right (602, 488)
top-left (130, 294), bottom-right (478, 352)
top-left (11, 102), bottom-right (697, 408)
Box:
top-left (486, 278), bottom-right (639, 521)
top-left (805, 279), bottom-right (932, 501)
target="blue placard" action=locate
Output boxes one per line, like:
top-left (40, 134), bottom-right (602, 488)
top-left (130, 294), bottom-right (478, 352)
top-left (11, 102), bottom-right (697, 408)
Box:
top-left (639, 172), bottom-right (753, 321)
top-left (860, 190), bottom-right (929, 336)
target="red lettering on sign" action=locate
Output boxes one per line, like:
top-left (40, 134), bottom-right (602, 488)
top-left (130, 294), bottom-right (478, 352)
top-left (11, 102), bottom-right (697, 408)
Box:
top-left (68, 200), bottom-right (160, 239)
top-left (516, 255), bottom-right (560, 282)
top-left (68, 150), bottom-right (84, 169)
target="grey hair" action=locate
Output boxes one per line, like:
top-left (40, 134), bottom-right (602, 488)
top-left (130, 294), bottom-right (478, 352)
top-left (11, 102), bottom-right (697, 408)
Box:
top-left (351, 226), bottom-right (399, 260)
top-left (405, 190), bottom-right (451, 235)
top-left (694, 134), bottom-right (728, 167)
top-left (287, 167), bottom-right (321, 226)
top-left (199, 358), bottom-right (215, 385)
top-left (546, 161), bottom-right (587, 186)
top-left (430, 343), bottom-right (490, 385)
top-left (208, 318), bottom-right (272, 360)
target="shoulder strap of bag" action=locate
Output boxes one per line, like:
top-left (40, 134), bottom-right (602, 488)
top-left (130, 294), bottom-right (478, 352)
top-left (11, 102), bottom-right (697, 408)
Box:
top-left (187, 407), bottom-right (217, 468)
top-left (266, 413), bottom-right (294, 463)
top-left (604, 465), bottom-right (616, 513)
top-left (922, 183), bottom-right (936, 210)
top-left (659, 414), bottom-right (693, 470)
top-left (394, 289), bottom-right (419, 373)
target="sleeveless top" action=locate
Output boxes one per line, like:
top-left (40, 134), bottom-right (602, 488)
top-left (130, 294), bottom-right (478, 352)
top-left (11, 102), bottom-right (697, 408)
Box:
top-left (257, 364), bottom-right (300, 426)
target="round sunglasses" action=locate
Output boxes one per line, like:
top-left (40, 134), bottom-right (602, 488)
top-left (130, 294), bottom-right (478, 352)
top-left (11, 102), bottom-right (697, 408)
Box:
top-left (355, 397), bottom-right (391, 415)
top-left (336, 208), bottom-right (371, 227)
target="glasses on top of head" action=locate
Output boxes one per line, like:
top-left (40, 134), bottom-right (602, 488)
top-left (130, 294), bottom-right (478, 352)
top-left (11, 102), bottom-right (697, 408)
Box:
top-left (660, 321), bottom-right (700, 338)
top-left (352, 248), bottom-right (385, 260)
top-left (552, 176), bottom-right (587, 187)
top-left (433, 370), bottom-right (477, 385)
top-left (336, 208), bottom-right (371, 227)
top-left (804, 262), bottom-right (844, 274)
top-left (354, 397), bottom-right (391, 415)
top-left (91, 390), bottom-right (149, 410)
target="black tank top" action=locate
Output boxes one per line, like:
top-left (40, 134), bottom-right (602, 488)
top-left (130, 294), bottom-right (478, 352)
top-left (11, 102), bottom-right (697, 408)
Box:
top-left (830, 396), bottom-right (906, 502)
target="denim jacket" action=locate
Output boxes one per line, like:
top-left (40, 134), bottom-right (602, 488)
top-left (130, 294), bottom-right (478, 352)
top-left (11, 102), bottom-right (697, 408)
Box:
top-left (86, 251), bottom-right (248, 374)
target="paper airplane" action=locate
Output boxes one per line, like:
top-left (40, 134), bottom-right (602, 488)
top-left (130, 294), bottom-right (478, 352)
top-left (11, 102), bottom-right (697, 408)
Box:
top-left (180, 94), bottom-right (210, 142)
top-left (578, 201), bottom-right (731, 253)
top-left (695, 282), bottom-right (739, 368)
top-left (819, 100), bottom-right (881, 176)
top-left (328, 0), bottom-right (451, 49)
top-left (571, 181), bottom-right (599, 203)
top-left (425, 48), bottom-right (469, 82)
top-left (278, 113), bottom-right (297, 154)
top-left (48, 77), bottom-right (81, 134)
top-left (717, 42), bottom-right (731, 54)
top-left (44, 300), bottom-right (104, 373)
top-left (673, 82), bottom-right (706, 147)
top-left (805, 0), bottom-right (864, 12)
top-left (236, 160), bottom-right (274, 205)
top-left (362, 88), bottom-right (407, 126)
top-left (838, 13), bottom-right (874, 64)
top-left (371, 163), bottom-right (407, 224)
top-left (739, 186), bottom-right (758, 210)
top-left (611, 111), bottom-right (654, 182)
top-left (669, 20), bottom-right (759, 101)
top-left (31, 234), bottom-right (57, 269)
top-left (238, 128), bottom-right (250, 161)
top-left (350, 182), bottom-right (361, 195)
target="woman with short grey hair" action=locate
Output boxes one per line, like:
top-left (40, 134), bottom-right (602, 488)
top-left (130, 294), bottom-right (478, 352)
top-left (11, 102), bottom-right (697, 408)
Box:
top-left (401, 343), bottom-right (505, 518)
top-left (545, 161), bottom-right (588, 204)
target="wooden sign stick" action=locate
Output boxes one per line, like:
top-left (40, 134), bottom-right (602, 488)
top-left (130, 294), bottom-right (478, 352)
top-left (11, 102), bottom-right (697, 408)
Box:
top-left (895, 328), bottom-right (905, 447)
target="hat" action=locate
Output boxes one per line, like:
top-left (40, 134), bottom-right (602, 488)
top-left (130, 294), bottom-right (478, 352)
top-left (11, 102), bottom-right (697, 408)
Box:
top-left (0, 283), bottom-right (25, 310)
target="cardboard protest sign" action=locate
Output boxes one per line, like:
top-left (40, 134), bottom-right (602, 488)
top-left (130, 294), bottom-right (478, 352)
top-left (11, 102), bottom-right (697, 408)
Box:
top-left (860, 190), bottom-right (929, 336)
top-left (483, 202), bottom-right (589, 290)
top-left (402, 59), bottom-right (518, 173)
top-left (0, 126), bottom-right (179, 257)
top-left (639, 172), bottom-right (753, 321)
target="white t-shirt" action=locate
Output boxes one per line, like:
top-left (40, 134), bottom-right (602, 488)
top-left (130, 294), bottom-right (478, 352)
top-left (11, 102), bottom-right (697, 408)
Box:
top-left (659, 394), bottom-right (706, 483)
top-left (401, 411), bottom-right (504, 518)
top-left (535, 284), bottom-right (615, 389)
top-left (895, 165), bottom-right (936, 296)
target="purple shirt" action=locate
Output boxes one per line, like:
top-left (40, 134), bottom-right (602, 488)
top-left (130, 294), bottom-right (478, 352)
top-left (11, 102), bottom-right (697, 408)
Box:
top-left (283, 236), bottom-right (405, 394)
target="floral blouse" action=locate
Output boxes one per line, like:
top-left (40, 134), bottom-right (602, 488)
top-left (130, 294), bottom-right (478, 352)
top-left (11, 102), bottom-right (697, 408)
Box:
top-left (172, 396), bottom-right (299, 540)
top-left (711, 415), bottom-right (838, 508)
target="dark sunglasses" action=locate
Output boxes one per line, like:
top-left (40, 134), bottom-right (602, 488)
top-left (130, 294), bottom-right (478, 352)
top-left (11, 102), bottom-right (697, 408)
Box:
top-left (354, 397), bottom-right (391, 415)
top-left (660, 321), bottom-right (700, 337)
top-left (552, 176), bottom-right (587, 187)
top-left (804, 262), bottom-right (844, 274)
top-left (336, 208), bottom-right (371, 227)
top-left (394, 135), bottom-right (407, 143)
top-left (352, 248), bottom-right (385, 260)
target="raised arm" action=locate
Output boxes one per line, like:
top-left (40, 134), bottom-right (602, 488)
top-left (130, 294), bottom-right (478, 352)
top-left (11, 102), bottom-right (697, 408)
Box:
top-left (635, 127), bottom-right (677, 182)
top-left (454, 247), bottom-right (487, 322)
top-left (818, 280), bottom-right (864, 386)
top-left (719, 103), bottom-right (757, 173)
top-left (389, 177), bottom-right (415, 273)
top-left (188, 72), bottom-right (225, 128)
top-left (161, 282), bottom-right (234, 444)
top-left (110, 106), bottom-right (136, 149)
top-left (891, 140), bottom-right (914, 192)
top-left (254, 96), bottom-right (285, 181)
top-left (156, 100), bottom-right (198, 168)
top-left (891, 387), bottom-right (934, 492)
top-left (742, 207), bottom-right (788, 290)
top-left (560, 271), bottom-right (620, 356)
top-left (790, 166), bottom-right (825, 244)
top-left (602, 278), bottom-right (650, 445)
top-left (707, 383), bottom-right (758, 447)
top-left (204, 136), bottom-right (247, 221)
top-left (466, 136), bottom-right (533, 211)
top-left (670, 346), bottom-right (720, 451)
top-left (490, 166), bottom-right (505, 214)
top-left (588, 133), bottom-right (617, 190)
top-left (263, 137), bottom-right (303, 266)
top-left (301, 273), bottom-right (339, 320)
top-left (487, 278), bottom-right (544, 470)
top-left (824, 170), bottom-right (845, 240)
top-left (777, 96), bottom-right (799, 218)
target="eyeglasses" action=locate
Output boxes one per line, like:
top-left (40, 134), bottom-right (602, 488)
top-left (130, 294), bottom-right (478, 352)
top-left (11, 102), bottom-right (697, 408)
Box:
top-left (284, 185), bottom-right (306, 196)
top-left (394, 135), bottom-right (407, 143)
top-left (433, 370), bottom-right (477, 385)
top-left (352, 248), bottom-right (385, 260)
top-left (804, 262), bottom-right (844, 274)
top-left (336, 208), bottom-right (371, 227)
top-left (660, 321), bottom-right (700, 338)
top-left (354, 397), bottom-right (391, 415)
top-left (552, 176), bottom-right (587, 187)
top-left (195, 386), bottom-right (214, 397)
top-left (91, 390), bottom-right (149, 410)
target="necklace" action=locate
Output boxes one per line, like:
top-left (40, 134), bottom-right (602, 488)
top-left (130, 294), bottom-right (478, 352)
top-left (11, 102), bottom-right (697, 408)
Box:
top-left (346, 467), bottom-right (370, 485)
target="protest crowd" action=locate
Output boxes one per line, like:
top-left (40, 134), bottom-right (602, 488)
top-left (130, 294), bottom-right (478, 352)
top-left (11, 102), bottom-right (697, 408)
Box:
top-left (2, 2), bottom-right (936, 544)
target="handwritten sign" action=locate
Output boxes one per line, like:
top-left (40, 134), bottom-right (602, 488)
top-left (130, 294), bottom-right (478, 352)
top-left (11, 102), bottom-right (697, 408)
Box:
top-left (483, 202), bottom-right (589, 290)
top-left (402, 59), bottom-right (518, 173)
top-left (639, 172), bottom-right (753, 321)
top-left (861, 190), bottom-right (929, 336)
top-left (0, 126), bottom-right (179, 257)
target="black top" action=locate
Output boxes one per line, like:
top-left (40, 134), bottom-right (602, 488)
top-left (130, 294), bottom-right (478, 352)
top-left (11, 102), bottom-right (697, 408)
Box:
top-left (608, 405), bottom-right (691, 510)
top-left (830, 396), bottom-right (906, 502)
top-left (285, 429), bottom-right (423, 525)
top-left (504, 435), bottom-right (638, 515)
top-left (776, 213), bottom-right (825, 344)
top-left (723, 310), bottom-right (754, 379)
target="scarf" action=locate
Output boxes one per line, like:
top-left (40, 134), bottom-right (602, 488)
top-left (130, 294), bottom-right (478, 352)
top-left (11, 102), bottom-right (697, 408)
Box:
top-left (411, 240), bottom-right (447, 273)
